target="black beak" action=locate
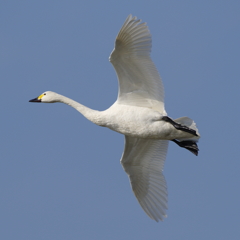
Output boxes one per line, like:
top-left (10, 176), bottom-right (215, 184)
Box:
top-left (29, 97), bottom-right (41, 102)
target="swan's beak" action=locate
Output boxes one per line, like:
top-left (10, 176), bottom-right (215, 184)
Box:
top-left (29, 97), bottom-right (41, 102)
top-left (29, 93), bottom-right (45, 102)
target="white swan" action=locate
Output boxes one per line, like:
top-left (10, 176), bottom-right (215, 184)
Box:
top-left (29, 15), bottom-right (200, 222)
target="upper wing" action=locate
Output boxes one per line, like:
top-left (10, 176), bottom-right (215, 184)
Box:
top-left (121, 136), bottom-right (169, 221)
top-left (110, 15), bottom-right (166, 113)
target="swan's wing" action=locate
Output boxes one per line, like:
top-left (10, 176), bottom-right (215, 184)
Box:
top-left (121, 136), bottom-right (169, 221)
top-left (110, 15), bottom-right (166, 113)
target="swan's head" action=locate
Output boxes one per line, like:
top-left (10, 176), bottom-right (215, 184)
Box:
top-left (29, 91), bottom-right (60, 103)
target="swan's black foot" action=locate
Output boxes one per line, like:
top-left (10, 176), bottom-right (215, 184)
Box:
top-left (172, 139), bottom-right (199, 156)
top-left (162, 116), bottom-right (198, 137)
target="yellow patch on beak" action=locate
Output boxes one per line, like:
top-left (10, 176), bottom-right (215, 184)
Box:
top-left (38, 94), bottom-right (45, 100)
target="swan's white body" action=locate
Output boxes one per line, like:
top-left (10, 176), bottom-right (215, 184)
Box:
top-left (30, 15), bottom-right (200, 222)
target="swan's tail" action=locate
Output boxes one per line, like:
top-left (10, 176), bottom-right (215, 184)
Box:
top-left (172, 116), bottom-right (200, 155)
top-left (174, 117), bottom-right (200, 141)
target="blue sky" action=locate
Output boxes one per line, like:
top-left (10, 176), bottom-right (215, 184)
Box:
top-left (1, 1), bottom-right (240, 239)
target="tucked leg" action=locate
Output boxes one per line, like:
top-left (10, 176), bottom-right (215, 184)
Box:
top-left (162, 116), bottom-right (198, 136)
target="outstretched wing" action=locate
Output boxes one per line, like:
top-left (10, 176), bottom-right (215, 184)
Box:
top-left (121, 136), bottom-right (169, 221)
top-left (110, 15), bottom-right (166, 113)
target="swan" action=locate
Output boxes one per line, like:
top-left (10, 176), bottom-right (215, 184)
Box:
top-left (29, 15), bottom-right (200, 222)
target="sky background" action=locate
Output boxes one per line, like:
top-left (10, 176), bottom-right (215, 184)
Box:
top-left (1, 1), bottom-right (240, 239)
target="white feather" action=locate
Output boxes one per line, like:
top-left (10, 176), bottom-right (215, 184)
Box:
top-left (121, 137), bottom-right (168, 221)
top-left (110, 15), bottom-right (166, 114)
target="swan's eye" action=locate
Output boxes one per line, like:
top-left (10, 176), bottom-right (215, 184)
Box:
top-left (44, 93), bottom-right (46, 95)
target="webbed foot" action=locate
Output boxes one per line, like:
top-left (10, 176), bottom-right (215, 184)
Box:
top-left (172, 139), bottom-right (199, 156)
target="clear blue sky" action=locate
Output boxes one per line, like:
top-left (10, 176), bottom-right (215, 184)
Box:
top-left (1, 1), bottom-right (240, 239)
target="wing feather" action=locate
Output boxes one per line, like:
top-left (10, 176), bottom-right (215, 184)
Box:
top-left (121, 136), bottom-right (169, 221)
top-left (110, 15), bottom-right (166, 113)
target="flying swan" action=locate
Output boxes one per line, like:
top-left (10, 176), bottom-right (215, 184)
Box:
top-left (30, 15), bottom-right (200, 222)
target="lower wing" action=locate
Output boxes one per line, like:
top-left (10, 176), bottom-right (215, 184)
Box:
top-left (121, 136), bottom-right (169, 221)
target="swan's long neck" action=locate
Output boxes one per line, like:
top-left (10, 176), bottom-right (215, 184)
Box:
top-left (58, 94), bottom-right (104, 126)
